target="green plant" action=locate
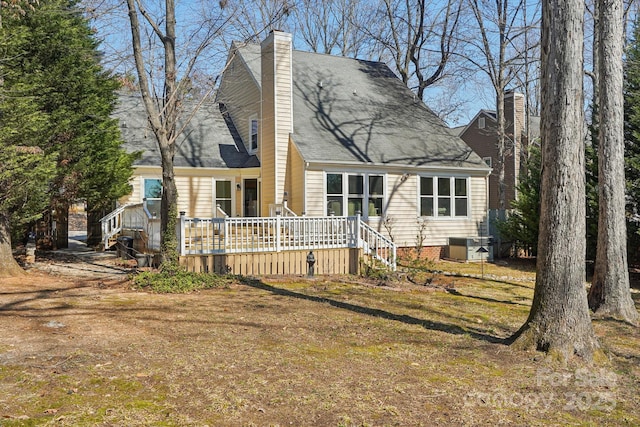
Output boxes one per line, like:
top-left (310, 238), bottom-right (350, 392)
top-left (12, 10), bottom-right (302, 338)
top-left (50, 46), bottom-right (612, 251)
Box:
top-left (132, 268), bottom-right (231, 293)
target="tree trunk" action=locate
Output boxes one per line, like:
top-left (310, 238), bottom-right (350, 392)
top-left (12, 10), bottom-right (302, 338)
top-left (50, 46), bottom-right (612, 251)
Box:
top-left (54, 203), bottom-right (69, 249)
top-left (510, 0), bottom-right (600, 361)
top-left (86, 203), bottom-right (107, 248)
top-left (160, 138), bottom-right (179, 264)
top-left (0, 211), bottom-right (25, 277)
top-left (588, 0), bottom-right (639, 325)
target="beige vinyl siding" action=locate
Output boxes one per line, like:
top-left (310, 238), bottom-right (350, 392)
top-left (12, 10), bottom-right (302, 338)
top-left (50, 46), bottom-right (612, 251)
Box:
top-left (306, 171), bottom-right (488, 248)
top-left (122, 167), bottom-right (259, 219)
top-left (390, 174), bottom-right (487, 247)
top-left (260, 32), bottom-right (293, 213)
top-left (217, 52), bottom-right (261, 154)
top-left (304, 169), bottom-right (326, 216)
top-left (274, 37), bottom-right (293, 205)
top-left (377, 173), bottom-right (419, 246)
top-left (176, 175), bottom-right (213, 218)
top-left (286, 138), bottom-right (306, 214)
top-left (260, 39), bottom-right (276, 214)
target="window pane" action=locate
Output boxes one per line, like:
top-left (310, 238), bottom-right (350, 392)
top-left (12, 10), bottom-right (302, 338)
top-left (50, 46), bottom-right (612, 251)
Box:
top-left (144, 179), bottom-right (162, 199)
top-left (327, 196), bottom-right (343, 215)
top-left (216, 181), bottom-right (231, 198)
top-left (455, 198), bottom-right (468, 216)
top-left (146, 199), bottom-right (161, 216)
top-left (438, 198), bottom-right (451, 216)
top-left (420, 197), bottom-right (434, 216)
top-left (369, 175), bottom-right (383, 195)
top-left (420, 177), bottom-right (433, 196)
top-left (438, 178), bottom-right (450, 196)
top-left (327, 174), bottom-right (342, 194)
top-left (368, 198), bottom-right (382, 216)
top-left (251, 119), bottom-right (258, 150)
top-left (348, 198), bottom-right (362, 215)
top-left (455, 178), bottom-right (467, 196)
top-left (348, 175), bottom-right (363, 195)
top-left (218, 200), bottom-right (232, 215)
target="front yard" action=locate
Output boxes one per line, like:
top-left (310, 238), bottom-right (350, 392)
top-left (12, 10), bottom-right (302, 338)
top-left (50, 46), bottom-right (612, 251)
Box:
top-left (0, 258), bottom-right (638, 426)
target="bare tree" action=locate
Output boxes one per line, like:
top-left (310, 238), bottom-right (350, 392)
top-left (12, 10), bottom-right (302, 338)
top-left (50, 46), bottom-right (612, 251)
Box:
top-left (465, 0), bottom-right (539, 213)
top-left (222, 0), bottom-right (293, 45)
top-left (125, 0), bottom-right (225, 265)
top-left (588, 0), bottom-right (639, 325)
top-left (510, 0), bottom-right (600, 361)
top-left (292, 0), bottom-right (381, 58)
top-left (365, 0), bottom-right (463, 101)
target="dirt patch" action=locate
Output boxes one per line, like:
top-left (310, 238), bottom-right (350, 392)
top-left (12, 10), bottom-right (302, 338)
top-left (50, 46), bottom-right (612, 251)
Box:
top-left (1, 256), bottom-right (639, 425)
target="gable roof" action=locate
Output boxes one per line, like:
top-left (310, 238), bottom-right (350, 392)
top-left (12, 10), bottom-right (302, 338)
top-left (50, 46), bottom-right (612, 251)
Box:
top-left (457, 108), bottom-right (541, 141)
top-left (234, 44), bottom-right (488, 170)
top-left (114, 94), bottom-right (259, 169)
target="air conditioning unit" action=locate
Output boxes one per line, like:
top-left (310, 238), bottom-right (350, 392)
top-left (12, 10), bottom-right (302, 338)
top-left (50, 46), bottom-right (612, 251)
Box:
top-left (448, 237), bottom-right (493, 262)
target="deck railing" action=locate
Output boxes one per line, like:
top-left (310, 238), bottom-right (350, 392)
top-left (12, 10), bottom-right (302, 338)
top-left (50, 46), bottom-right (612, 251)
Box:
top-left (178, 213), bottom-right (396, 269)
top-left (102, 205), bottom-right (396, 270)
top-left (100, 201), bottom-right (160, 251)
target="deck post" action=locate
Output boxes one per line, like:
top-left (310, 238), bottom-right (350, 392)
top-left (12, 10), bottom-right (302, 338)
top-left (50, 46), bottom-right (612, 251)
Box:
top-left (355, 211), bottom-right (362, 248)
top-left (276, 212), bottom-right (282, 252)
top-left (179, 211), bottom-right (186, 256)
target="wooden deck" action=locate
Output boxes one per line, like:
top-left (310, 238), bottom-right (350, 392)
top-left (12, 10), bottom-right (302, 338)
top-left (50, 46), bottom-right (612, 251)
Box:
top-left (102, 204), bottom-right (396, 274)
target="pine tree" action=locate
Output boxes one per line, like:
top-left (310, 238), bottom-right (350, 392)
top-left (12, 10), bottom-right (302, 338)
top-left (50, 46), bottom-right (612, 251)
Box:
top-left (0, 0), bottom-right (135, 275)
top-left (496, 145), bottom-right (541, 255)
top-left (19, 0), bottom-right (136, 248)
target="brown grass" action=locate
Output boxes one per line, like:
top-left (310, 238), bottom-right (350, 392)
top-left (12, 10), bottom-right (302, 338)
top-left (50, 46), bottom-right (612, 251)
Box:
top-left (0, 258), bottom-right (639, 426)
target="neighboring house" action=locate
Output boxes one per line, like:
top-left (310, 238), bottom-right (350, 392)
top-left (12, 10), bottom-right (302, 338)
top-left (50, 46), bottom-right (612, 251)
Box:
top-left (110, 30), bottom-right (491, 265)
top-left (457, 91), bottom-right (540, 211)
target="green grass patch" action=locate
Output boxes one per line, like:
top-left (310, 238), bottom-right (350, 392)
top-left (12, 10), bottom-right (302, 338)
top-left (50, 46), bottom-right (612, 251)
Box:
top-left (132, 269), bottom-right (233, 293)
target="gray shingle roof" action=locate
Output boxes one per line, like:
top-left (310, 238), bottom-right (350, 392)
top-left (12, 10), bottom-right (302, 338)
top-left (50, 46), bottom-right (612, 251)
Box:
top-left (236, 44), bottom-right (487, 170)
top-left (114, 94), bottom-right (259, 169)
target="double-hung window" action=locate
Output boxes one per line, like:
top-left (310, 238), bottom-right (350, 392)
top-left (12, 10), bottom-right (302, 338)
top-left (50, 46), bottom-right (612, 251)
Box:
top-left (144, 178), bottom-right (162, 216)
top-left (326, 173), bottom-right (344, 215)
top-left (420, 176), bottom-right (468, 218)
top-left (326, 173), bottom-right (384, 217)
top-left (215, 180), bottom-right (232, 216)
top-left (368, 175), bottom-right (383, 217)
top-left (250, 119), bottom-right (258, 152)
top-left (348, 175), bottom-right (363, 216)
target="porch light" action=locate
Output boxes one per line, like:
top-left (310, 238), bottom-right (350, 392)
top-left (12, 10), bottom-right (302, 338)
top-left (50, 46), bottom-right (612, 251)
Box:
top-left (236, 183), bottom-right (241, 191)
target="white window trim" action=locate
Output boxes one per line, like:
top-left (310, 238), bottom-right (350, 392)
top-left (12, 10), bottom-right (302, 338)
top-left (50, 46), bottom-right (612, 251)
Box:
top-left (249, 117), bottom-right (259, 154)
top-left (324, 172), bottom-right (386, 218)
top-left (142, 177), bottom-right (163, 217)
top-left (418, 175), bottom-right (471, 220)
top-left (213, 178), bottom-right (234, 217)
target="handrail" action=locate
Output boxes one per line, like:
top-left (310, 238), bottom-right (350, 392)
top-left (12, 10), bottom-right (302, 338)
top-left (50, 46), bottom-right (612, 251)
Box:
top-left (358, 220), bottom-right (397, 270)
top-left (100, 202), bottom-right (160, 251)
top-left (216, 204), bottom-right (229, 218)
